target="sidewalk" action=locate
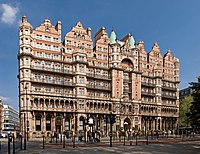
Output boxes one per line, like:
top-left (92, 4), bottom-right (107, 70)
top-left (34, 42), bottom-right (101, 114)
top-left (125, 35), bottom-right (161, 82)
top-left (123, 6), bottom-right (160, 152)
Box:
top-left (15, 140), bottom-right (200, 154)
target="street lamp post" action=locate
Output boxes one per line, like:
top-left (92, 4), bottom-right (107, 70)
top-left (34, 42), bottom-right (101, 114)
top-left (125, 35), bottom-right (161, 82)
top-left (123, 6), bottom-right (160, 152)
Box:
top-left (110, 112), bottom-right (113, 147)
top-left (124, 122), bottom-right (128, 146)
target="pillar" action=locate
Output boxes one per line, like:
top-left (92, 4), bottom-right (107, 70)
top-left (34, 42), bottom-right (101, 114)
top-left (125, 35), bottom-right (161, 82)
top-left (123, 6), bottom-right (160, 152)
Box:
top-left (152, 118), bottom-right (155, 131)
top-left (156, 118), bottom-right (158, 131)
top-left (43, 112), bottom-right (46, 133)
top-left (52, 114), bottom-right (56, 132)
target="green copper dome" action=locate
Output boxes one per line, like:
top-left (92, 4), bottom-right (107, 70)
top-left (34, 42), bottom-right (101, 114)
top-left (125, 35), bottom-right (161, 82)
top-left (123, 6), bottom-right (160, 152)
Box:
top-left (110, 30), bottom-right (117, 44)
top-left (129, 35), bottom-right (135, 48)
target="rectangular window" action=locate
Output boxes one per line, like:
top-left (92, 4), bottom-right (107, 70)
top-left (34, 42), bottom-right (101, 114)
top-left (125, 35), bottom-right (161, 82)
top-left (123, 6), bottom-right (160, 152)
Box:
top-left (35, 117), bottom-right (41, 131)
top-left (55, 77), bottom-right (61, 84)
top-left (45, 75), bottom-right (51, 83)
top-left (79, 121), bottom-right (83, 130)
top-left (79, 65), bottom-right (84, 72)
top-left (46, 117), bottom-right (51, 131)
top-left (35, 74), bottom-right (41, 82)
top-left (80, 77), bottom-right (84, 84)
top-left (65, 121), bottom-right (70, 131)
top-left (35, 86), bottom-right (41, 92)
top-left (25, 70), bottom-right (29, 77)
top-left (45, 87), bottom-right (51, 93)
top-left (55, 88), bottom-right (61, 93)
top-left (79, 88), bottom-right (84, 96)
top-left (44, 53), bottom-right (51, 59)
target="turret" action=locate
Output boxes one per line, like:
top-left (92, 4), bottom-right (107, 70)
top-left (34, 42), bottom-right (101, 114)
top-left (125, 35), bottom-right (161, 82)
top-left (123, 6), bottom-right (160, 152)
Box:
top-left (87, 27), bottom-right (91, 38)
top-left (55, 21), bottom-right (62, 35)
top-left (129, 35), bottom-right (135, 48)
top-left (110, 30), bottom-right (117, 44)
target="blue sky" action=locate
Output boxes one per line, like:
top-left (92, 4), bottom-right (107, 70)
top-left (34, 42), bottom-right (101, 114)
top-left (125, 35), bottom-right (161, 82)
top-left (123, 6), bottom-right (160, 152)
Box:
top-left (0, 0), bottom-right (199, 109)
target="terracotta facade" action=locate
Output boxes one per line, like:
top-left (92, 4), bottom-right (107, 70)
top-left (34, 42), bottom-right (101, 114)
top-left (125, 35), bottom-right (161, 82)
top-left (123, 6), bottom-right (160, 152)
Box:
top-left (18, 16), bottom-right (179, 138)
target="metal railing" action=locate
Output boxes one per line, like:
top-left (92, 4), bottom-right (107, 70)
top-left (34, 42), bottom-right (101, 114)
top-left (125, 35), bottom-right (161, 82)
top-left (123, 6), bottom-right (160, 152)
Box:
top-left (162, 94), bottom-right (177, 99)
top-left (141, 91), bottom-right (156, 96)
top-left (141, 82), bottom-right (156, 87)
top-left (162, 85), bottom-right (177, 91)
top-left (86, 84), bottom-right (111, 91)
top-left (31, 65), bottom-right (75, 75)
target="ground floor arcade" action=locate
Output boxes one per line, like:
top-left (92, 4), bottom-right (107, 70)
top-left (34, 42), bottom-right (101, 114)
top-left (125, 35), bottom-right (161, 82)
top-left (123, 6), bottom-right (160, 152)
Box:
top-left (20, 111), bottom-right (178, 139)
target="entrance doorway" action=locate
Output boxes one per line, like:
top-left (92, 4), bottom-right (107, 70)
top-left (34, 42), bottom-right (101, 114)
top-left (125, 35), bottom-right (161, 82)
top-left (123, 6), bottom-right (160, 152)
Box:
top-left (56, 116), bottom-right (62, 133)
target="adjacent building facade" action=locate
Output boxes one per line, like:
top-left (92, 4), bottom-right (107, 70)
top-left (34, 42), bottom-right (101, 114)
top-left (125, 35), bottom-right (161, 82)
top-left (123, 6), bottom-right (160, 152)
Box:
top-left (2, 105), bottom-right (20, 136)
top-left (18, 16), bottom-right (180, 138)
top-left (179, 87), bottom-right (193, 102)
top-left (0, 99), bottom-right (3, 135)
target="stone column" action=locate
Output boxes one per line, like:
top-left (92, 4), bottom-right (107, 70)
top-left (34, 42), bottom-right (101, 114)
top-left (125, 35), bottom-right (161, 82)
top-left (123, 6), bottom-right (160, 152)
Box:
top-left (164, 119), bottom-right (167, 131)
top-left (52, 114), bottom-right (56, 132)
top-left (43, 112), bottom-right (46, 133)
top-left (62, 118), bottom-right (65, 133)
top-left (77, 114), bottom-right (80, 132)
top-left (155, 118), bottom-right (157, 131)
top-left (32, 111), bottom-right (35, 132)
top-left (152, 118), bottom-right (155, 131)
top-left (73, 113), bottom-right (76, 135)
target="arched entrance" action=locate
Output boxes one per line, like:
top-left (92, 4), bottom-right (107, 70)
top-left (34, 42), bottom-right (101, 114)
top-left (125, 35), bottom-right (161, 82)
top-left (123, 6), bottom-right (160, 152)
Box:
top-left (64, 115), bottom-right (71, 138)
top-left (56, 115), bottom-right (62, 133)
top-left (88, 116), bottom-right (95, 133)
top-left (124, 117), bottom-right (131, 131)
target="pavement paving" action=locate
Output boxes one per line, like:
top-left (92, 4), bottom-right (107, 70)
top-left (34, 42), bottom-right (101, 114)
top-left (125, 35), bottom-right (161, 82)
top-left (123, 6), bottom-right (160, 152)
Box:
top-left (7, 140), bottom-right (200, 154)
top-left (1, 136), bottom-right (200, 154)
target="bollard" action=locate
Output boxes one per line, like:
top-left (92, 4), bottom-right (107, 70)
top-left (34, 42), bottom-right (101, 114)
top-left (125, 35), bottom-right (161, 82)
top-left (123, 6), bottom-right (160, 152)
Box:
top-left (8, 135), bottom-right (11, 154)
top-left (13, 134), bottom-right (15, 154)
top-left (20, 135), bottom-right (23, 150)
top-left (60, 134), bottom-right (62, 143)
top-left (56, 134), bottom-right (57, 143)
top-left (73, 135), bottom-right (75, 148)
top-left (146, 135), bottom-right (148, 145)
top-left (63, 135), bottom-right (65, 148)
top-left (50, 134), bottom-right (52, 143)
top-left (136, 135), bottom-right (138, 146)
top-left (124, 134), bottom-right (125, 146)
top-left (43, 135), bottom-right (45, 149)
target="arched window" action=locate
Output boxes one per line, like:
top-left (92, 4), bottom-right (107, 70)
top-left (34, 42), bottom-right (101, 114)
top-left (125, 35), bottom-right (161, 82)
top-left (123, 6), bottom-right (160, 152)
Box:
top-left (79, 116), bottom-right (84, 131)
top-left (34, 98), bottom-right (38, 107)
top-left (65, 117), bottom-right (70, 131)
top-left (45, 99), bottom-right (49, 107)
top-left (35, 115), bottom-right (41, 131)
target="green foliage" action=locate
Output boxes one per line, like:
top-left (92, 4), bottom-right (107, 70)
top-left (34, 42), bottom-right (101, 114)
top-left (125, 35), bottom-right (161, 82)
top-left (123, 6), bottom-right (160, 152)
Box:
top-left (188, 76), bottom-right (200, 127)
top-left (179, 95), bottom-right (193, 127)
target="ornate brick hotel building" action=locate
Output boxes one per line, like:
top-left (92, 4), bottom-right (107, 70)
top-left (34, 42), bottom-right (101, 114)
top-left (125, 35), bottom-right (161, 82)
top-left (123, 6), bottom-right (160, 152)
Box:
top-left (18, 16), bottom-right (180, 138)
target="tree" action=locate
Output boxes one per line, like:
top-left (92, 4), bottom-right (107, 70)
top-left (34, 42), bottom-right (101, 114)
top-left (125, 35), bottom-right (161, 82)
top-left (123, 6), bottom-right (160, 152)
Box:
top-left (189, 76), bottom-right (200, 128)
top-left (179, 95), bottom-right (193, 127)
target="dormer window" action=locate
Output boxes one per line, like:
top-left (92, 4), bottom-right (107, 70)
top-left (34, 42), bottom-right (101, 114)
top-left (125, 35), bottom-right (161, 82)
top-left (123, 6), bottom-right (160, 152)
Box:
top-left (74, 33), bottom-right (77, 38)
top-left (46, 27), bottom-right (50, 32)
top-left (82, 35), bottom-right (85, 39)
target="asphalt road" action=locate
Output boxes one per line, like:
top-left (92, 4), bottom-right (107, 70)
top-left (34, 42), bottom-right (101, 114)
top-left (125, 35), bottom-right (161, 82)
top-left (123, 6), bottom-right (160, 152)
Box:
top-left (13, 141), bottom-right (200, 154)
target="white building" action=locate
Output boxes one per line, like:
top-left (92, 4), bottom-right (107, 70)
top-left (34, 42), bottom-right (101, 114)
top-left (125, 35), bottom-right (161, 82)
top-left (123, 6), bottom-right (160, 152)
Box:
top-left (2, 105), bottom-right (20, 136)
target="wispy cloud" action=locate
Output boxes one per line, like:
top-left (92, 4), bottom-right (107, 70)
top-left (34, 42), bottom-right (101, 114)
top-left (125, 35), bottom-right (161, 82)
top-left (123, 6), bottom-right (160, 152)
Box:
top-left (0, 95), bottom-right (14, 104)
top-left (0, 3), bottom-right (19, 25)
